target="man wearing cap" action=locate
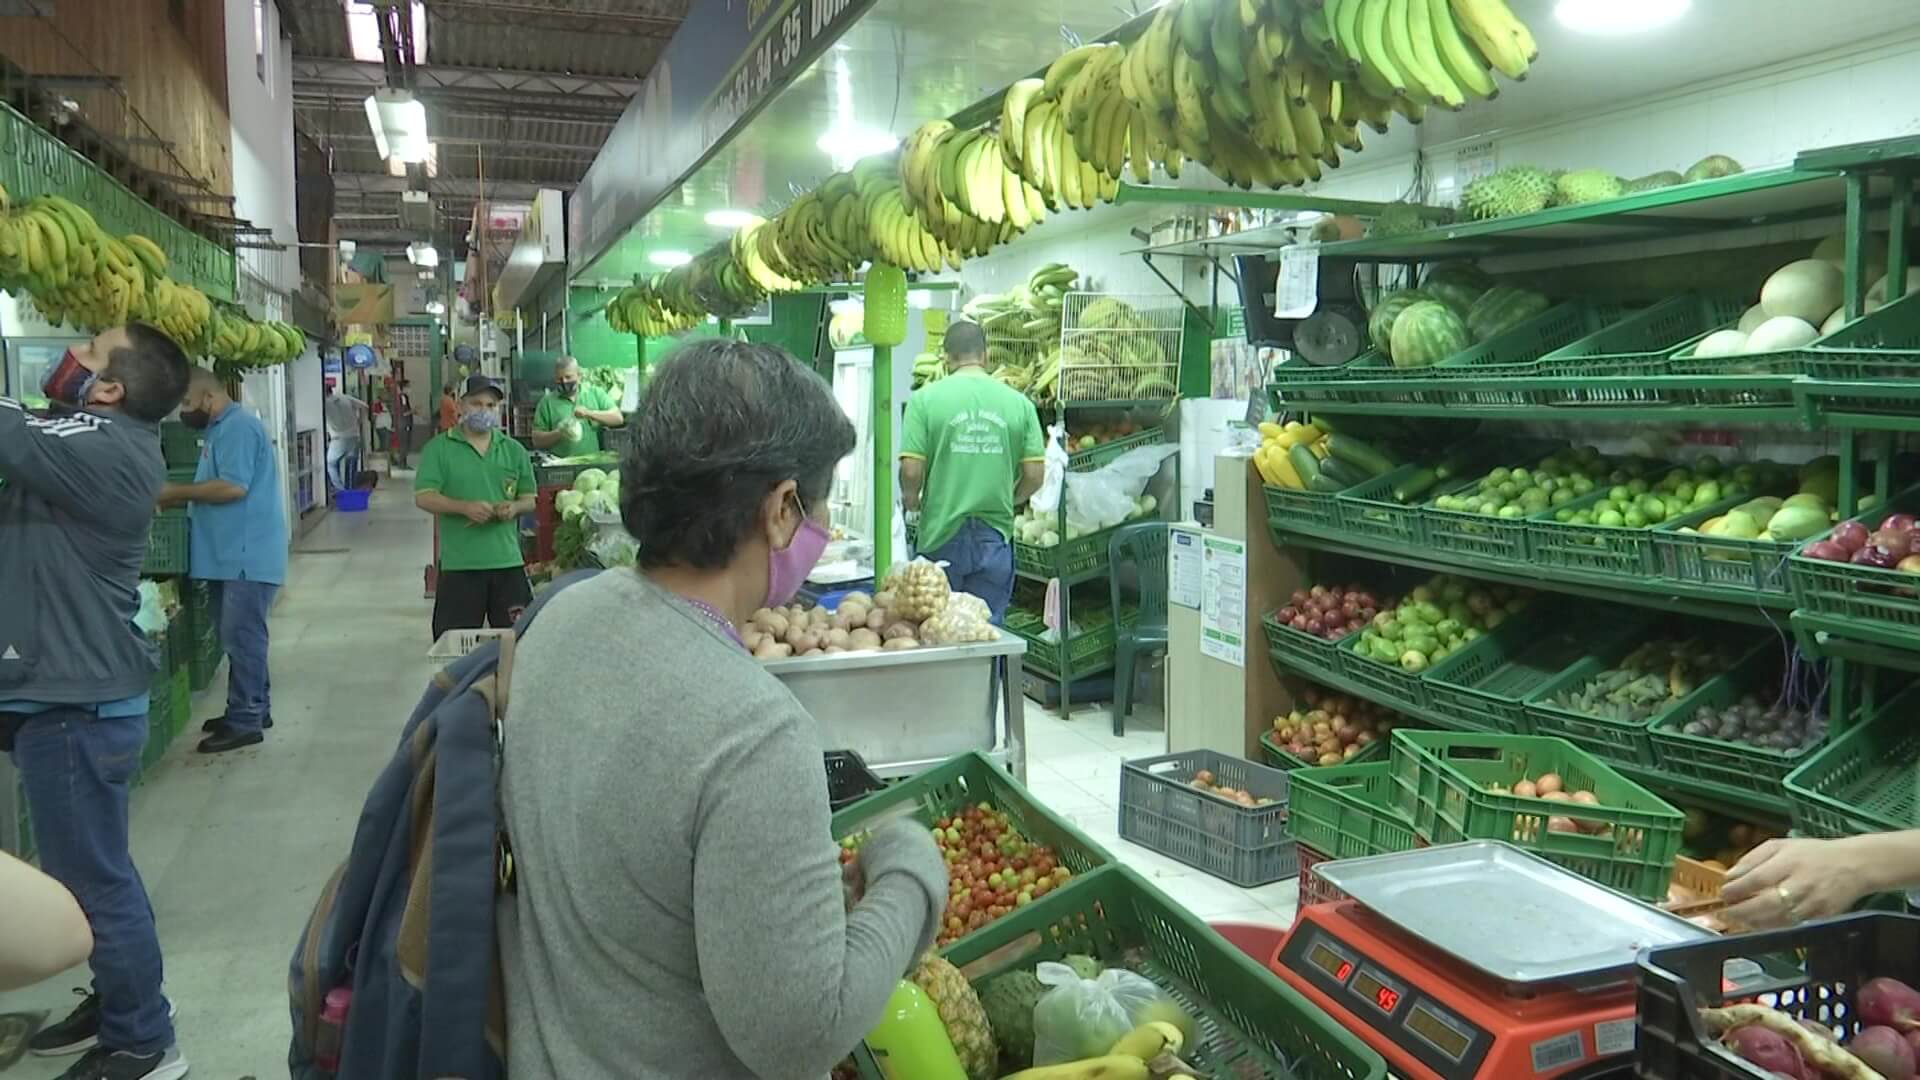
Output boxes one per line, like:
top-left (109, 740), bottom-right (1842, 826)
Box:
top-left (413, 375), bottom-right (537, 639)
top-left (529, 356), bottom-right (624, 457)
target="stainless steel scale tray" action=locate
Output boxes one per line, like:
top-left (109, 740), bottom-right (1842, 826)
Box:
top-left (1314, 840), bottom-right (1710, 988)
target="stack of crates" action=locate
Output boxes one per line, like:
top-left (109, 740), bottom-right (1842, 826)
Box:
top-left (185, 580), bottom-right (224, 692)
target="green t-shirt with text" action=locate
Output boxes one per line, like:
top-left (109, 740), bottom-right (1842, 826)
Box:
top-left (901, 368), bottom-right (1045, 553)
top-left (533, 385), bottom-right (617, 457)
top-left (414, 428), bottom-right (537, 571)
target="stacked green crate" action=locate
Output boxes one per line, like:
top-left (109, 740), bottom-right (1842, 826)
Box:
top-left (186, 581), bottom-right (224, 691)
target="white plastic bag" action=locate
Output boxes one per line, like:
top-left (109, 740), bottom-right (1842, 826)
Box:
top-left (133, 580), bottom-right (169, 635)
top-left (1029, 423), bottom-right (1072, 517)
top-left (1030, 961), bottom-right (1168, 1065)
top-left (1063, 443), bottom-right (1179, 534)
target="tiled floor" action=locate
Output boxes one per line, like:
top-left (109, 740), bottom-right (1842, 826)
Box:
top-left (1020, 701), bottom-right (1300, 928)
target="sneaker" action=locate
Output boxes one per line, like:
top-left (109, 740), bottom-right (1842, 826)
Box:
top-left (195, 729), bottom-right (263, 754)
top-left (30, 992), bottom-right (178, 1057)
top-left (200, 714), bottom-right (272, 733)
top-left (56, 1046), bottom-right (189, 1080)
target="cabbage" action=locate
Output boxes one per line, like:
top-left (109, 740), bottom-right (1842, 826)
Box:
top-left (573, 468), bottom-right (608, 494)
top-left (584, 489), bottom-right (617, 516)
top-left (555, 490), bottom-right (587, 517)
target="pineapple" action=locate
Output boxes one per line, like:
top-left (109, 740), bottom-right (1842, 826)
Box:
top-left (911, 953), bottom-right (997, 1080)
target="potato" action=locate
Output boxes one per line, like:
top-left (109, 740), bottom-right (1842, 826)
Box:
top-left (799, 647), bottom-right (823, 656)
top-left (760, 611), bottom-right (790, 638)
top-left (842, 591), bottom-right (871, 608)
top-left (866, 607), bottom-right (891, 631)
top-left (823, 645), bottom-right (847, 654)
top-left (790, 631), bottom-right (821, 653)
top-left (831, 607), bottom-right (862, 632)
top-left (881, 637), bottom-right (920, 651)
top-left (881, 621), bottom-right (918, 641)
top-left (848, 628), bottom-right (882, 651)
top-left (809, 608), bottom-right (832, 629)
top-left (826, 628), bottom-right (851, 649)
top-left (751, 607), bottom-right (775, 626)
top-left (784, 624), bottom-right (809, 647)
top-left (872, 590), bottom-right (897, 610)
top-left (752, 639), bottom-right (792, 660)
top-left (743, 629), bottom-right (767, 652)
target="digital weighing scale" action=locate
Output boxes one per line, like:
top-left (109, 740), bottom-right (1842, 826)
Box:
top-left (1272, 841), bottom-right (1710, 1080)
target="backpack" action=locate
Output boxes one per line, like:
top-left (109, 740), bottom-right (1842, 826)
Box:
top-left (288, 570), bottom-right (594, 1078)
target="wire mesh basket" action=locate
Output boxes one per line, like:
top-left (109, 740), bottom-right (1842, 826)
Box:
top-left (1058, 292), bottom-right (1185, 403)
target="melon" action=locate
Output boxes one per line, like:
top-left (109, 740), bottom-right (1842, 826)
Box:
top-left (1743, 315), bottom-right (1819, 354)
top-left (863, 263), bottom-right (909, 346)
top-left (1759, 259), bottom-right (1843, 326)
top-left (1821, 308), bottom-right (1854, 336)
top-left (1867, 268), bottom-right (1920, 306)
top-left (1736, 303), bottom-right (1768, 334)
top-left (1812, 232), bottom-right (1889, 279)
top-left (1692, 329), bottom-right (1749, 358)
top-left (1466, 285), bottom-right (1551, 343)
top-left (1389, 301), bottom-right (1470, 369)
top-left (1368, 289), bottom-right (1432, 356)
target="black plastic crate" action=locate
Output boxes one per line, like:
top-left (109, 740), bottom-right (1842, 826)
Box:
top-left (1119, 750), bottom-right (1297, 886)
top-left (824, 750), bottom-right (885, 810)
top-left (1638, 912), bottom-right (1920, 1079)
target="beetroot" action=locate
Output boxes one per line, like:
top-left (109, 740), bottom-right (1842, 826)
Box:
top-left (1852, 1024), bottom-right (1916, 1078)
top-left (1833, 520), bottom-right (1871, 552)
top-left (1725, 1025), bottom-right (1807, 1077)
top-left (1861, 978), bottom-right (1920, 1031)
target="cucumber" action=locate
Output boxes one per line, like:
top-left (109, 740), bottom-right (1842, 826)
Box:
top-left (1318, 457), bottom-right (1367, 487)
top-left (1392, 467), bottom-right (1440, 504)
top-left (1325, 434), bottom-right (1396, 478)
top-left (1309, 471), bottom-right (1347, 493)
top-left (1288, 444), bottom-right (1322, 488)
top-left (1432, 451), bottom-right (1474, 482)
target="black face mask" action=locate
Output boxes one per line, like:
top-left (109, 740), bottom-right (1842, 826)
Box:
top-left (557, 381), bottom-right (580, 398)
top-left (180, 407), bottom-right (211, 429)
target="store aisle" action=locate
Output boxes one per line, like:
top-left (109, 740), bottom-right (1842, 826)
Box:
top-left (1020, 704), bottom-right (1299, 928)
top-left (0, 488), bottom-right (436, 1080)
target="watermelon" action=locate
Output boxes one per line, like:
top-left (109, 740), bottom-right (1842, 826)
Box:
top-left (1466, 285), bottom-right (1551, 343)
top-left (1368, 289), bottom-right (1432, 356)
top-left (864, 263), bottom-right (909, 346)
top-left (1389, 301), bottom-right (1470, 368)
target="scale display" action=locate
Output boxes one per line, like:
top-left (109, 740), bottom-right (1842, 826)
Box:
top-left (1407, 1003), bottom-right (1474, 1062)
top-left (1352, 968), bottom-right (1403, 1015)
top-left (1305, 941), bottom-right (1354, 981)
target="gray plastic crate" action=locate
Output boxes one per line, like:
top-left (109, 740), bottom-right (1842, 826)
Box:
top-left (1118, 750), bottom-right (1296, 886)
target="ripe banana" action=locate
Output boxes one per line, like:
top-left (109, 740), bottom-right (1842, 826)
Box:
top-left (1449, 0), bottom-right (1532, 80)
top-left (1001, 78), bottom-right (1045, 167)
top-left (1428, 0), bottom-right (1498, 99)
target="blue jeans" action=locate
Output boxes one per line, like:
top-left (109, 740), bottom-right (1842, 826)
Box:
top-left (924, 519), bottom-right (1015, 625)
top-left (10, 707), bottom-right (173, 1053)
top-left (325, 435), bottom-right (359, 492)
top-left (210, 578), bottom-right (277, 733)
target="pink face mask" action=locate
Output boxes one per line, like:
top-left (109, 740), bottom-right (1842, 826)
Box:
top-left (42, 349), bottom-right (98, 409)
top-left (766, 493), bottom-right (830, 608)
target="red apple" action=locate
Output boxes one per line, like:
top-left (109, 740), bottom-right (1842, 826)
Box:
top-left (1854, 545), bottom-right (1899, 569)
top-left (1802, 540), bottom-right (1848, 562)
top-left (1833, 520), bottom-right (1870, 552)
top-left (1870, 528), bottom-right (1913, 554)
top-left (1883, 513), bottom-right (1918, 534)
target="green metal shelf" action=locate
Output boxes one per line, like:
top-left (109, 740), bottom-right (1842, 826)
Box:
top-left (1271, 522), bottom-right (1792, 627)
top-left (1304, 166), bottom-right (1844, 263)
top-left (1272, 379), bottom-right (1807, 426)
top-left (1260, 632), bottom-right (1790, 825)
top-left (1792, 611), bottom-right (1920, 675)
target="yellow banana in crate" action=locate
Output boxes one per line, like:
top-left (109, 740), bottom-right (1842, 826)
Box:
top-left (997, 1054), bottom-right (1151, 1080)
top-left (1108, 1021), bottom-right (1186, 1060)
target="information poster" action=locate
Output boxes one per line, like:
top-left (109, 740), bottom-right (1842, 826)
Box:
top-left (1199, 535), bottom-right (1247, 667)
top-left (1169, 527), bottom-right (1202, 609)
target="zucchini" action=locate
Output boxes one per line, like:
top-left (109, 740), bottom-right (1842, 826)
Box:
top-left (1287, 444), bottom-right (1322, 488)
top-left (1309, 471), bottom-right (1347, 493)
top-left (1432, 451), bottom-right (1475, 482)
top-left (1318, 457), bottom-right (1367, 487)
top-left (1392, 467), bottom-right (1440, 504)
top-left (1325, 434), bottom-right (1397, 478)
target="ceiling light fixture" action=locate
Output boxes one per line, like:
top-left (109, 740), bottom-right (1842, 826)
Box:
top-left (1554, 0), bottom-right (1688, 35)
top-left (704, 209), bottom-right (760, 229)
top-left (648, 250), bottom-right (693, 268)
top-left (816, 128), bottom-right (898, 169)
top-left (365, 88), bottom-right (431, 164)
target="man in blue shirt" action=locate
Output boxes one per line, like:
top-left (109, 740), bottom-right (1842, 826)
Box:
top-left (0, 323), bottom-right (191, 1080)
top-left (160, 368), bottom-right (288, 755)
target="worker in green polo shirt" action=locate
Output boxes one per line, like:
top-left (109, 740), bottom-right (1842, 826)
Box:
top-left (898, 321), bottom-right (1046, 623)
top-left (530, 356), bottom-right (625, 457)
top-left (414, 374), bottom-right (538, 640)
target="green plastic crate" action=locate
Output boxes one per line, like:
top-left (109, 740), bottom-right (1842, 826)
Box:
top-left (1386, 729), bottom-right (1685, 901)
top-left (1334, 465), bottom-right (1432, 547)
top-left (1285, 761), bottom-right (1419, 860)
top-left (190, 632), bottom-right (224, 692)
top-left (6, 773), bottom-right (32, 862)
top-left (1428, 300), bottom-right (1639, 381)
top-left (532, 454), bottom-right (618, 490)
top-left (1788, 488), bottom-right (1920, 630)
top-left (143, 511), bottom-right (189, 575)
top-left (1649, 648), bottom-right (1825, 799)
top-left (143, 660), bottom-right (174, 769)
top-left (1421, 476), bottom-right (1533, 563)
top-left (1420, 610), bottom-right (1621, 735)
top-left (1260, 729), bottom-right (1387, 770)
top-left (1265, 482), bottom-right (1346, 536)
top-left (1263, 615), bottom-right (1357, 685)
top-left (159, 421), bottom-right (204, 466)
top-left (1783, 682), bottom-right (1920, 837)
top-left (939, 864), bottom-right (1389, 1080)
top-left (1013, 522), bottom-right (1123, 580)
top-left (1543, 293), bottom-right (1749, 376)
top-left (1802, 290), bottom-right (1920, 380)
top-left (1012, 607), bottom-right (1137, 681)
top-left (1654, 501), bottom-right (1801, 598)
top-left (1067, 426), bottom-right (1166, 471)
top-left (1335, 639), bottom-right (1429, 714)
top-left (1523, 488), bottom-right (1666, 578)
top-left (168, 667), bottom-right (190, 741)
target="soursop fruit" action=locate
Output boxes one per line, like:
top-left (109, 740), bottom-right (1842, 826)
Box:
top-left (1368, 203), bottom-right (1430, 238)
top-left (979, 971), bottom-right (1047, 1068)
top-left (1460, 166), bottom-right (1555, 220)
top-left (1625, 170), bottom-right (1684, 193)
top-left (1683, 154), bottom-right (1744, 183)
top-left (1555, 170), bottom-right (1627, 206)
top-left (1063, 953), bottom-right (1103, 981)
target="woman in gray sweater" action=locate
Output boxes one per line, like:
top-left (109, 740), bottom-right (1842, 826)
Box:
top-left (498, 340), bottom-right (949, 1078)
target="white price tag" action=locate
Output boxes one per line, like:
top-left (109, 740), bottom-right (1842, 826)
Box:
top-left (1274, 246), bottom-right (1320, 319)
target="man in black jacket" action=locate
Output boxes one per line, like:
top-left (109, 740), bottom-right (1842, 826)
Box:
top-left (0, 323), bottom-right (192, 1080)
